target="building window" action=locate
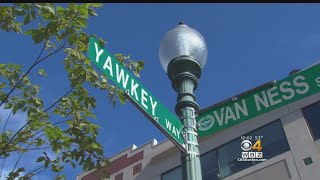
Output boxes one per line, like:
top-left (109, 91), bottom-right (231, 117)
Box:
top-left (161, 120), bottom-right (289, 179)
top-left (218, 138), bottom-right (252, 178)
top-left (161, 150), bottom-right (219, 180)
top-left (115, 172), bottom-right (123, 180)
top-left (161, 166), bottom-right (181, 180)
top-left (218, 120), bottom-right (290, 178)
top-left (200, 150), bottom-right (219, 180)
top-left (133, 163), bottom-right (142, 175)
top-left (302, 101), bottom-right (320, 141)
top-left (250, 120), bottom-right (290, 160)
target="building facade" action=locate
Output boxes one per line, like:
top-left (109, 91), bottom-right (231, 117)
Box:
top-left (77, 66), bottom-right (320, 180)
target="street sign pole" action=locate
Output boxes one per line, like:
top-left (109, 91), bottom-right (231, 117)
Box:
top-left (124, 91), bottom-right (186, 152)
top-left (167, 56), bottom-right (203, 180)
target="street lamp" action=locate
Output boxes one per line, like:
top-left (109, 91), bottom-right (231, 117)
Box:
top-left (159, 22), bottom-right (207, 180)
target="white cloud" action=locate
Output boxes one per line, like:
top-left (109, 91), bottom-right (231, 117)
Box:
top-left (0, 106), bottom-right (27, 134)
top-left (0, 161), bottom-right (25, 179)
top-left (0, 106), bottom-right (56, 179)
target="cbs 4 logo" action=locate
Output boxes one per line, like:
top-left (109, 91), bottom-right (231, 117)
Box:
top-left (241, 139), bottom-right (262, 151)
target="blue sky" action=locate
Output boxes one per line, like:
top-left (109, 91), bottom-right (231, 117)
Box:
top-left (1, 3), bottom-right (320, 179)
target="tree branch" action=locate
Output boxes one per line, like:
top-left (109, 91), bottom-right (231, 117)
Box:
top-left (0, 157), bottom-right (7, 179)
top-left (5, 117), bottom-right (72, 152)
top-left (44, 84), bottom-right (74, 112)
top-left (4, 133), bottom-right (45, 154)
top-left (34, 39), bottom-right (67, 67)
top-left (11, 144), bottom-right (30, 174)
top-left (25, 146), bottom-right (50, 151)
top-left (0, 85), bottom-right (74, 157)
top-left (0, 38), bottom-right (66, 107)
top-left (0, 44), bottom-right (45, 107)
top-left (20, 158), bottom-right (57, 179)
top-left (21, 165), bottom-right (46, 179)
top-left (1, 108), bottom-right (13, 138)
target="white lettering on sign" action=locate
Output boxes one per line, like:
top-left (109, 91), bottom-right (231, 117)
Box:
top-left (279, 81), bottom-right (294, 100)
top-left (90, 39), bottom-right (186, 149)
top-left (234, 99), bottom-right (248, 118)
top-left (116, 64), bottom-right (129, 89)
top-left (94, 42), bottom-right (104, 63)
top-left (214, 108), bottom-right (224, 126)
top-left (267, 86), bottom-right (282, 106)
top-left (294, 76), bottom-right (309, 94)
top-left (254, 75), bottom-right (310, 112)
top-left (166, 119), bottom-right (181, 139)
top-left (131, 79), bottom-right (139, 101)
top-left (210, 99), bottom-right (248, 127)
top-left (254, 91), bottom-right (269, 111)
top-left (141, 89), bottom-right (148, 110)
top-left (316, 77), bottom-right (320, 87)
top-left (93, 41), bottom-right (159, 119)
top-left (103, 56), bottom-right (113, 77)
top-left (149, 96), bottom-right (158, 117)
top-left (225, 106), bottom-right (236, 124)
top-left (197, 62), bottom-right (320, 137)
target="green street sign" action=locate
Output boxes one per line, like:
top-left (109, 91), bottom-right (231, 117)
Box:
top-left (88, 37), bottom-right (185, 152)
top-left (197, 62), bottom-right (320, 137)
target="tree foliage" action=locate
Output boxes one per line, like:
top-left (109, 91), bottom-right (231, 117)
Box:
top-left (0, 3), bottom-right (144, 179)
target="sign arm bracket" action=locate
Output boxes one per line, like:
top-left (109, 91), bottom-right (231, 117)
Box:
top-left (124, 91), bottom-right (186, 153)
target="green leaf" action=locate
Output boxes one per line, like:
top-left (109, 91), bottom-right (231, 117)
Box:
top-left (118, 92), bottom-right (126, 104)
top-left (98, 38), bottom-right (106, 48)
top-left (92, 143), bottom-right (99, 149)
top-left (51, 164), bottom-right (63, 172)
top-left (13, 9), bottom-right (26, 16)
top-left (33, 85), bottom-right (40, 94)
top-left (24, 29), bottom-right (33, 35)
top-left (17, 167), bottom-right (25, 172)
top-left (0, 82), bottom-right (5, 89)
top-left (69, 160), bottom-right (75, 168)
top-left (55, 174), bottom-right (66, 180)
top-left (68, 33), bottom-right (78, 46)
top-left (91, 70), bottom-right (98, 79)
top-left (36, 156), bottom-right (45, 162)
top-left (40, 5), bottom-right (55, 16)
top-left (133, 68), bottom-right (140, 77)
top-left (45, 159), bottom-right (50, 168)
top-left (88, 8), bottom-right (97, 16)
top-left (44, 126), bottom-right (56, 141)
top-left (13, 104), bottom-right (19, 115)
top-left (31, 10), bottom-right (36, 19)
top-left (47, 21), bottom-right (58, 34)
top-left (35, 138), bottom-right (45, 146)
top-left (31, 29), bottom-right (45, 44)
top-left (78, 6), bottom-right (88, 17)
top-left (24, 14), bottom-right (31, 25)
top-left (20, 4), bottom-right (32, 10)
top-left (12, 24), bottom-right (22, 33)
top-left (87, 3), bottom-right (103, 8)
top-left (38, 68), bottom-right (48, 77)
top-left (34, 98), bottom-right (43, 107)
top-left (4, 103), bottom-right (13, 109)
top-left (9, 172), bottom-right (19, 179)
top-left (56, 6), bottom-right (65, 15)
top-left (76, 17), bottom-right (87, 28)
top-left (112, 99), bottom-right (116, 109)
top-left (137, 61), bottom-right (144, 69)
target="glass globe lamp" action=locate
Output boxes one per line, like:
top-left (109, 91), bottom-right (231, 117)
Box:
top-left (159, 22), bottom-right (208, 72)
